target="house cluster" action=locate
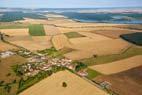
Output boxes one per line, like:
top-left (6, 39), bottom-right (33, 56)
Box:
top-left (15, 49), bottom-right (33, 58)
top-left (77, 70), bottom-right (88, 77)
top-left (100, 81), bottom-right (111, 89)
top-left (21, 57), bottom-right (76, 77)
top-left (0, 49), bottom-right (88, 77)
top-left (27, 55), bottom-right (47, 63)
top-left (48, 58), bottom-right (75, 70)
top-left (0, 51), bottom-right (15, 58)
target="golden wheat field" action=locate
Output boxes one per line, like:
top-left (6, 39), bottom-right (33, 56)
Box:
top-left (52, 34), bottom-right (71, 50)
top-left (1, 28), bottom-right (52, 51)
top-left (0, 29), bottom-right (29, 36)
top-left (65, 39), bottom-right (131, 60)
top-left (90, 55), bottom-right (142, 75)
top-left (44, 25), bottom-right (61, 36)
top-left (0, 41), bottom-right (17, 51)
top-left (20, 70), bottom-right (108, 95)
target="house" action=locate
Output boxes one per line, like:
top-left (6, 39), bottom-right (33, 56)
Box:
top-left (77, 71), bottom-right (88, 77)
top-left (0, 51), bottom-right (15, 58)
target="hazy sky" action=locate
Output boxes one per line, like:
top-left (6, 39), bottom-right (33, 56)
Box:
top-left (0, 0), bottom-right (142, 8)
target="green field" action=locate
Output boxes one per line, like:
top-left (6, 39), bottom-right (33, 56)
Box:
top-left (81, 46), bottom-right (142, 66)
top-left (121, 32), bottom-right (142, 46)
top-left (86, 68), bottom-right (101, 80)
top-left (64, 32), bottom-right (85, 38)
top-left (29, 24), bottom-right (45, 36)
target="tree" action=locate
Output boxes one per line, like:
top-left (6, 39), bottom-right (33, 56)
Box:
top-left (4, 84), bottom-right (11, 93)
top-left (6, 73), bottom-right (11, 77)
top-left (19, 78), bottom-right (24, 89)
top-left (62, 82), bottom-right (67, 88)
top-left (0, 81), bottom-right (4, 86)
top-left (12, 79), bottom-right (17, 84)
top-left (0, 32), bottom-right (4, 41)
top-left (75, 62), bottom-right (87, 72)
top-left (13, 65), bottom-right (25, 76)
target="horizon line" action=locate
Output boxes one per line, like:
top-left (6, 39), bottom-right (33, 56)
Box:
top-left (0, 6), bottom-right (142, 9)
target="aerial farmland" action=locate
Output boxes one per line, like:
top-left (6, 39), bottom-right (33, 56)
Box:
top-left (0, 4), bottom-right (142, 95)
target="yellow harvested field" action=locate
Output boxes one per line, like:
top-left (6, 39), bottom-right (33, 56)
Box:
top-left (93, 29), bottom-right (136, 39)
top-left (8, 36), bottom-right (52, 51)
top-left (72, 39), bottom-right (130, 55)
top-left (69, 32), bottom-right (112, 45)
top-left (17, 17), bottom-right (74, 25)
top-left (20, 70), bottom-right (108, 95)
top-left (46, 17), bottom-right (75, 24)
top-left (9, 40), bottom-right (48, 51)
top-left (0, 55), bottom-right (26, 82)
top-left (32, 36), bottom-right (52, 49)
top-left (0, 29), bottom-right (29, 36)
top-left (64, 50), bottom-right (93, 60)
top-left (0, 29), bottom-right (52, 51)
top-left (78, 32), bottom-right (112, 41)
top-left (16, 18), bottom-right (48, 24)
top-left (32, 36), bottom-right (51, 42)
top-left (65, 39), bottom-right (131, 60)
top-left (44, 25), bottom-right (61, 36)
top-left (45, 14), bottom-right (67, 18)
top-left (90, 55), bottom-right (142, 75)
top-left (70, 37), bottom-right (95, 45)
top-left (55, 22), bottom-right (123, 28)
top-left (0, 41), bottom-right (17, 51)
top-left (89, 39), bottom-right (130, 55)
top-left (58, 25), bottom-right (141, 34)
top-left (58, 27), bottom-right (98, 33)
top-left (52, 34), bottom-right (71, 50)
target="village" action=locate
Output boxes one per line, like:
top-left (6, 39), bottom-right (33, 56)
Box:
top-left (0, 49), bottom-right (88, 77)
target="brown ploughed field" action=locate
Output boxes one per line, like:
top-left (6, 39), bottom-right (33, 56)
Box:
top-left (94, 66), bottom-right (142, 95)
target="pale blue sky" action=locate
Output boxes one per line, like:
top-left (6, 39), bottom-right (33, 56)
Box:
top-left (0, 0), bottom-right (142, 8)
